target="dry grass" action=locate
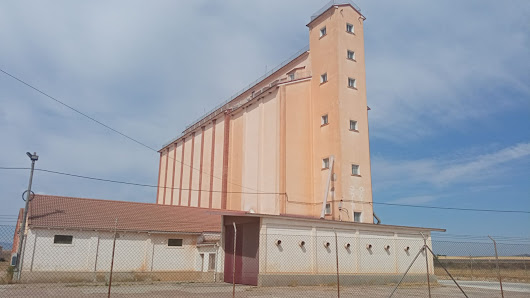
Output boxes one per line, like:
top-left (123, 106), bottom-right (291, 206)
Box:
top-left (0, 250), bottom-right (14, 284)
top-left (434, 256), bottom-right (530, 283)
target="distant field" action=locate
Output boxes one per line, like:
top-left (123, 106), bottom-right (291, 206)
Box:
top-left (435, 256), bottom-right (530, 283)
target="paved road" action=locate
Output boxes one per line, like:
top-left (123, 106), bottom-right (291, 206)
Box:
top-left (439, 279), bottom-right (530, 293)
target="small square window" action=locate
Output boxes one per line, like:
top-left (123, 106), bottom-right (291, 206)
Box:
top-left (354, 212), bottom-right (362, 222)
top-left (208, 254), bottom-right (216, 271)
top-left (288, 73), bottom-right (295, 80)
top-left (168, 238), bottom-right (183, 247)
top-left (325, 203), bottom-right (332, 215)
top-left (321, 73), bottom-right (328, 84)
top-left (347, 50), bottom-right (356, 60)
top-left (346, 23), bottom-right (354, 33)
top-left (350, 120), bottom-right (358, 131)
top-left (320, 26), bottom-right (327, 37)
top-left (321, 114), bottom-right (328, 125)
top-left (54, 235), bottom-right (73, 244)
top-left (322, 158), bottom-right (330, 169)
top-left (352, 164), bottom-right (360, 175)
top-left (348, 78), bottom-right (357, 88)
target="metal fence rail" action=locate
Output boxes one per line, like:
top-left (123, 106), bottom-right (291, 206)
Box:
top-left (1, 225), bottom-right (529, 297)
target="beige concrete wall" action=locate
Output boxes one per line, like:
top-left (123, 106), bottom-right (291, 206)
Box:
top-left (259, 93), bottom-right (280, 215)
top-left (241, 103), bottom-right (260, 212)
top-left (283, 80), bottom-right (313, 215)
top-left (309, 8), bottom-right (343, 221)
top-left (336, 5), bottom-right (374, 223)
top-left (22, 228), bottom-right (223, 274)
top-left (164, 145), bottom-right (176, 205)
top-left (172, 141), bottom-right (183, 205)
top-left (211, 118), bottom-right (225, 209)
top-left (180, 137), bottom-right (193, 206)
top-left (190, 130), bottom-right (202, 207)
top-left (200, 123), bottom-right (213, 208)
top-left (259, 217), bottom-right (434, 275)
top-left (307, 5), bottom-right (373, 222)
top-left (227, 110), bottom-right (244, 210)
top-left (157, 150), bottom-right (168, 205)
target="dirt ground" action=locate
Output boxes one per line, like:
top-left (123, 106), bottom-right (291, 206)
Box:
top-left (0, 282), bottom-right (528, 298)
top-left (0, 250), bottom-right (12, 284)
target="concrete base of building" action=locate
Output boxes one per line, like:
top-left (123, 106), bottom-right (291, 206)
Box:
top-left (258, 273), bottom-right (438, 287)
top-left (18, 271), bottom-right (222, 284)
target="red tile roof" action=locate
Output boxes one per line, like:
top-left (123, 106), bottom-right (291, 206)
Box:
top-left (28, 195), bottom-right (221, 233)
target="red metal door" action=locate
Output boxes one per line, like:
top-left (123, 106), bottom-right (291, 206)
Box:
top-left (224, 219), bottom-right (259, 286)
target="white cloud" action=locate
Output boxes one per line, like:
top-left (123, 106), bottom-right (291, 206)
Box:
top-left (361, 0), bottom-right (530, 141)
top-left (373, 142), bottom-right (530, 190)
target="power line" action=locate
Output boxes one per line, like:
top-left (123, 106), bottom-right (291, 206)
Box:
top-left (363, 201), bottom-right (530, 214)
top-left (1, 166), bottom-right (530, 214)
top-left (0, 68), bottom-right (260, 193)
top-left (0, 167), bottom-right (283, 195)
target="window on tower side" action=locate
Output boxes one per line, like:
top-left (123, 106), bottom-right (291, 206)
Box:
top-left (320, 26), bottom-right (327, 37)
top-left (346, 23), bottom-right (354, 34)
top-left (347, 50), bottom-right (356, 61)
top-left (351, 164), bottom-right (360, 176)
top-left (348, 78), bottom-right (356, 88)
top-left (354, 212), bottom-right (362, 222)
top-left (320, 73), bottom-right (328, 84)
top-left (350, 120), bottom-right (358, 131)
top-left (322, 158), bottom-right (330, 169)
top-left (321, 114), bottom-right (329, 126)
top-left (325, 203), bottom-right (332, 215)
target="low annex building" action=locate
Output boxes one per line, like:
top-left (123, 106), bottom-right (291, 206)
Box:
top-left (12, 195), bottom-right (223, 283)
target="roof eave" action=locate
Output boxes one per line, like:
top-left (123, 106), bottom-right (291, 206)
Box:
top-left (306, 4), bottom-right (366, 28)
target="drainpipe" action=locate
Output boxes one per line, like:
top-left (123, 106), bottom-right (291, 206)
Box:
top-left (373, 212), bottom-right (381, 224)
top-left (320, 156), bottom-right (335, 219)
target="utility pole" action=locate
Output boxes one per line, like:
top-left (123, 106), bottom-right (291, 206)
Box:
top-left (15, 152), bottom-right (38, 280)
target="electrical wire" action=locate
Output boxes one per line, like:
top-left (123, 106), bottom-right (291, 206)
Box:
top-left (0, 166), bottom-right (283, 195)
top-left (1, 166), bottom-right (529, 214)
top-left (0, 68), bottom-right (261, 193)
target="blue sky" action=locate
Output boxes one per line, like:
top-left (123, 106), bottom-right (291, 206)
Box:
top-left (0, 0), bottom-right (528, 242)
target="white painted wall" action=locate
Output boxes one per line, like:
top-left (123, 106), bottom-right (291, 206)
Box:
top-left (21, 228), bottom-right (223, 274)
top-left (259, 217), bottom-right (435, 275)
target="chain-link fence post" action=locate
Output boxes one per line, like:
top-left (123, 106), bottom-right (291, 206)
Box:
top-left (107, 219), bottom-right (118, 298)
top-left (470, 255), bottom-right (473, 281)
top-left (232, 222), bottom-right (236, 298)
top-left (488, 236), bottom-right (504, 298)
top-left (420, 233), bottom-right (431, 298)
top-left (334, 230), bottom-right (340, 298)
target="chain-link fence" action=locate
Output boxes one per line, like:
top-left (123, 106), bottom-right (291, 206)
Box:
top-left (1, 225), bottom-right (528, 297)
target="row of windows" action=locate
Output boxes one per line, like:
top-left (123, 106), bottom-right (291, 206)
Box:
top-left (319, 23), bottom-right (355, 38)
top-left (320, 73), bottom-right (357, 89)
top-left (53, 235), bottom-right (184, 247)
top-left (321, 115), bottom-right (358, 131)
top-left (324, 203), bottom-right (362, 222)
top-left (322, 158), bottom-right (360, 176)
